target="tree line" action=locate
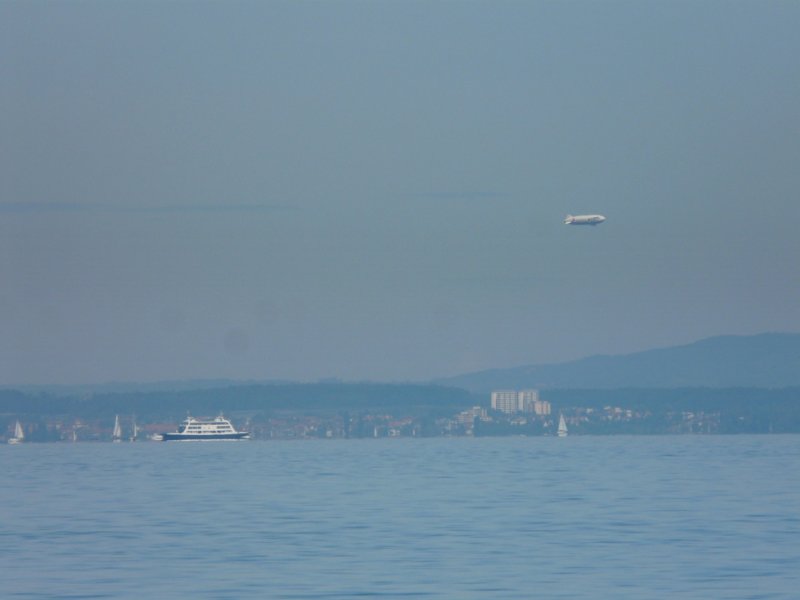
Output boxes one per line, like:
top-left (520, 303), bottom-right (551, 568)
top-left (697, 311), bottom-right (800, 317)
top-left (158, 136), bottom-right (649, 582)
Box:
top-left (2, 384), bottom-right (800, 434)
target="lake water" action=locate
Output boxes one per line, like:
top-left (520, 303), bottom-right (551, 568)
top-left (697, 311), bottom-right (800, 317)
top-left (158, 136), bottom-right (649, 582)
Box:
top-left (2, 436), bottom-right (799, 599)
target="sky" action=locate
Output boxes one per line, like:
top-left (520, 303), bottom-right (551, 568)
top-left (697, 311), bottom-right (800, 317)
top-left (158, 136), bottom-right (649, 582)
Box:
top-left (2, 0), bottom-right (799, 385)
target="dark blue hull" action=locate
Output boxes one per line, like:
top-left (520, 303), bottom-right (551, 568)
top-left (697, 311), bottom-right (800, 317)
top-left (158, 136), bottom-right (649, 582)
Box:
top-left (160, 432), bottom-right (250, 441)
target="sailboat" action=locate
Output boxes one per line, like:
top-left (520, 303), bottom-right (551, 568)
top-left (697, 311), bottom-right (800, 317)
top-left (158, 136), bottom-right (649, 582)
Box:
top-left (8, 420), bottom-right (24, 444)
top-left (557, 413), bottom-right (568, 437)
top-left (112, 415), bottom-right (123, 443)
top-left (130, 418), bottom-right (138, 442)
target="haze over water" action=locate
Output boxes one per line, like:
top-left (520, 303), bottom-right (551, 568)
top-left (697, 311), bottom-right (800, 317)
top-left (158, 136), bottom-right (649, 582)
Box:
top-left (3, 436), bottom-right (798, 599)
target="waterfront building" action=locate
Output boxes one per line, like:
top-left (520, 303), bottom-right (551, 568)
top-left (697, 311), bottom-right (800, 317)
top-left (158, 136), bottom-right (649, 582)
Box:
top-left (491, 390), bottom-right (519, 414)
top-left (518, 390), bottom-right (540, 412)
top-left (457, 406), bottom-right (488, 425)
top-left (491, 389), bottom-right (550, 415)
top-left (533, 400), bottom-right (551, 416)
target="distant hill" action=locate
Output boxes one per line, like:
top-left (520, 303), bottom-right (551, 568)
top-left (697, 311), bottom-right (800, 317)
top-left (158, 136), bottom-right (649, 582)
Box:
top-left (435, 333), bottom-right (800, 393)
top-left (0, 379), bottom-right (295, 397)
top-left (0, 382), bottom-right (474, 420)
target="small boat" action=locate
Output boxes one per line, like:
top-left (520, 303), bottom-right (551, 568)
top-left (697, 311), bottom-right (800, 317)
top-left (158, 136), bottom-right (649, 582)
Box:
top-left (557, 413), bottom-right (568, 437)
top-left (8, 420), bottom-right (24, 444)
top-left (112, 415), bottom-right (123, 443)
top-left (159, 415), bottom-right (249, 441)
top-left (130, 417), bottom-right (138, 442)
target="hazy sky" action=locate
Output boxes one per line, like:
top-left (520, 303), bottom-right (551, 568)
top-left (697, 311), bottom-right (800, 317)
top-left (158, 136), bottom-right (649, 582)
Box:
top-left (2, 1), bottom-right (799, 385)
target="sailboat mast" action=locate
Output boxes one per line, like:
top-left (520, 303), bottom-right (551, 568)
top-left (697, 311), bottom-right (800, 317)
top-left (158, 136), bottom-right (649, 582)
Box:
top-left (112, 415), bottom-right (122, 442)
top-left (8, 420), bottom-right (24, 444)
top-left (557, 413), bottom-right (568, 437)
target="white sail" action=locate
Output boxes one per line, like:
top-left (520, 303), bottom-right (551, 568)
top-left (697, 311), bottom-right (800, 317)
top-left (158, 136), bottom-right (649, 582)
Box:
top-left (8, 420), bottom-right (24, 444)
top-left (557, 414), bottom-right (568, 437)
top-left (131, 418), bottom-right (138, 442)
top-left (112, 415), bottom-right (122, 442)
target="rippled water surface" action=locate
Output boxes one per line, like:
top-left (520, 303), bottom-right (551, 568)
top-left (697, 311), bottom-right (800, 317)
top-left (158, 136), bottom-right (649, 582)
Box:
top-left (2, 436), bottom-right (799, 598)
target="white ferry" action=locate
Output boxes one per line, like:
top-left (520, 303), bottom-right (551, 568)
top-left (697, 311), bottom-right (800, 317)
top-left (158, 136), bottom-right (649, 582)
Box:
top-left (159, 415), bottom-right (250, 441)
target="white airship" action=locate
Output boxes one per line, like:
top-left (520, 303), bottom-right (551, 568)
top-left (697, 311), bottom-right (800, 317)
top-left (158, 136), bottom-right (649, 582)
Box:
top-left (564, 214), bottom-right (606, 225)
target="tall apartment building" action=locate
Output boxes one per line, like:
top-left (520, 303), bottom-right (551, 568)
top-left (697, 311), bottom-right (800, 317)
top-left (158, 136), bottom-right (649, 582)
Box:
top-left (491, 389), bottom-right (551, 415)
top-left (518, 389), bottom-right (540, 412)
top-left (491, 390), bottom-right (519, 414)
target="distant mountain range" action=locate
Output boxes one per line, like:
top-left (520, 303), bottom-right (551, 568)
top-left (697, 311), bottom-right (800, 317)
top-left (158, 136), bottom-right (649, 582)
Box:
top-left (0, 379), bottom-right (295, 397)
top-left (435, 333), bottom-right (800, 393)
top-left (5, 333), bottom-right (800, 398)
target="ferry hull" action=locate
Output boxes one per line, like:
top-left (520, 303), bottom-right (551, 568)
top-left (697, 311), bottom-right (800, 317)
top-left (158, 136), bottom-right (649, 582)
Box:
top-left (160, 432), bottom-right (250, 441)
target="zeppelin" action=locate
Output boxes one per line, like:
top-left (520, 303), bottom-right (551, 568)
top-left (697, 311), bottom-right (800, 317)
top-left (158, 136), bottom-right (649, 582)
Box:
top-left (564, 214), bottom-right (606, 225)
